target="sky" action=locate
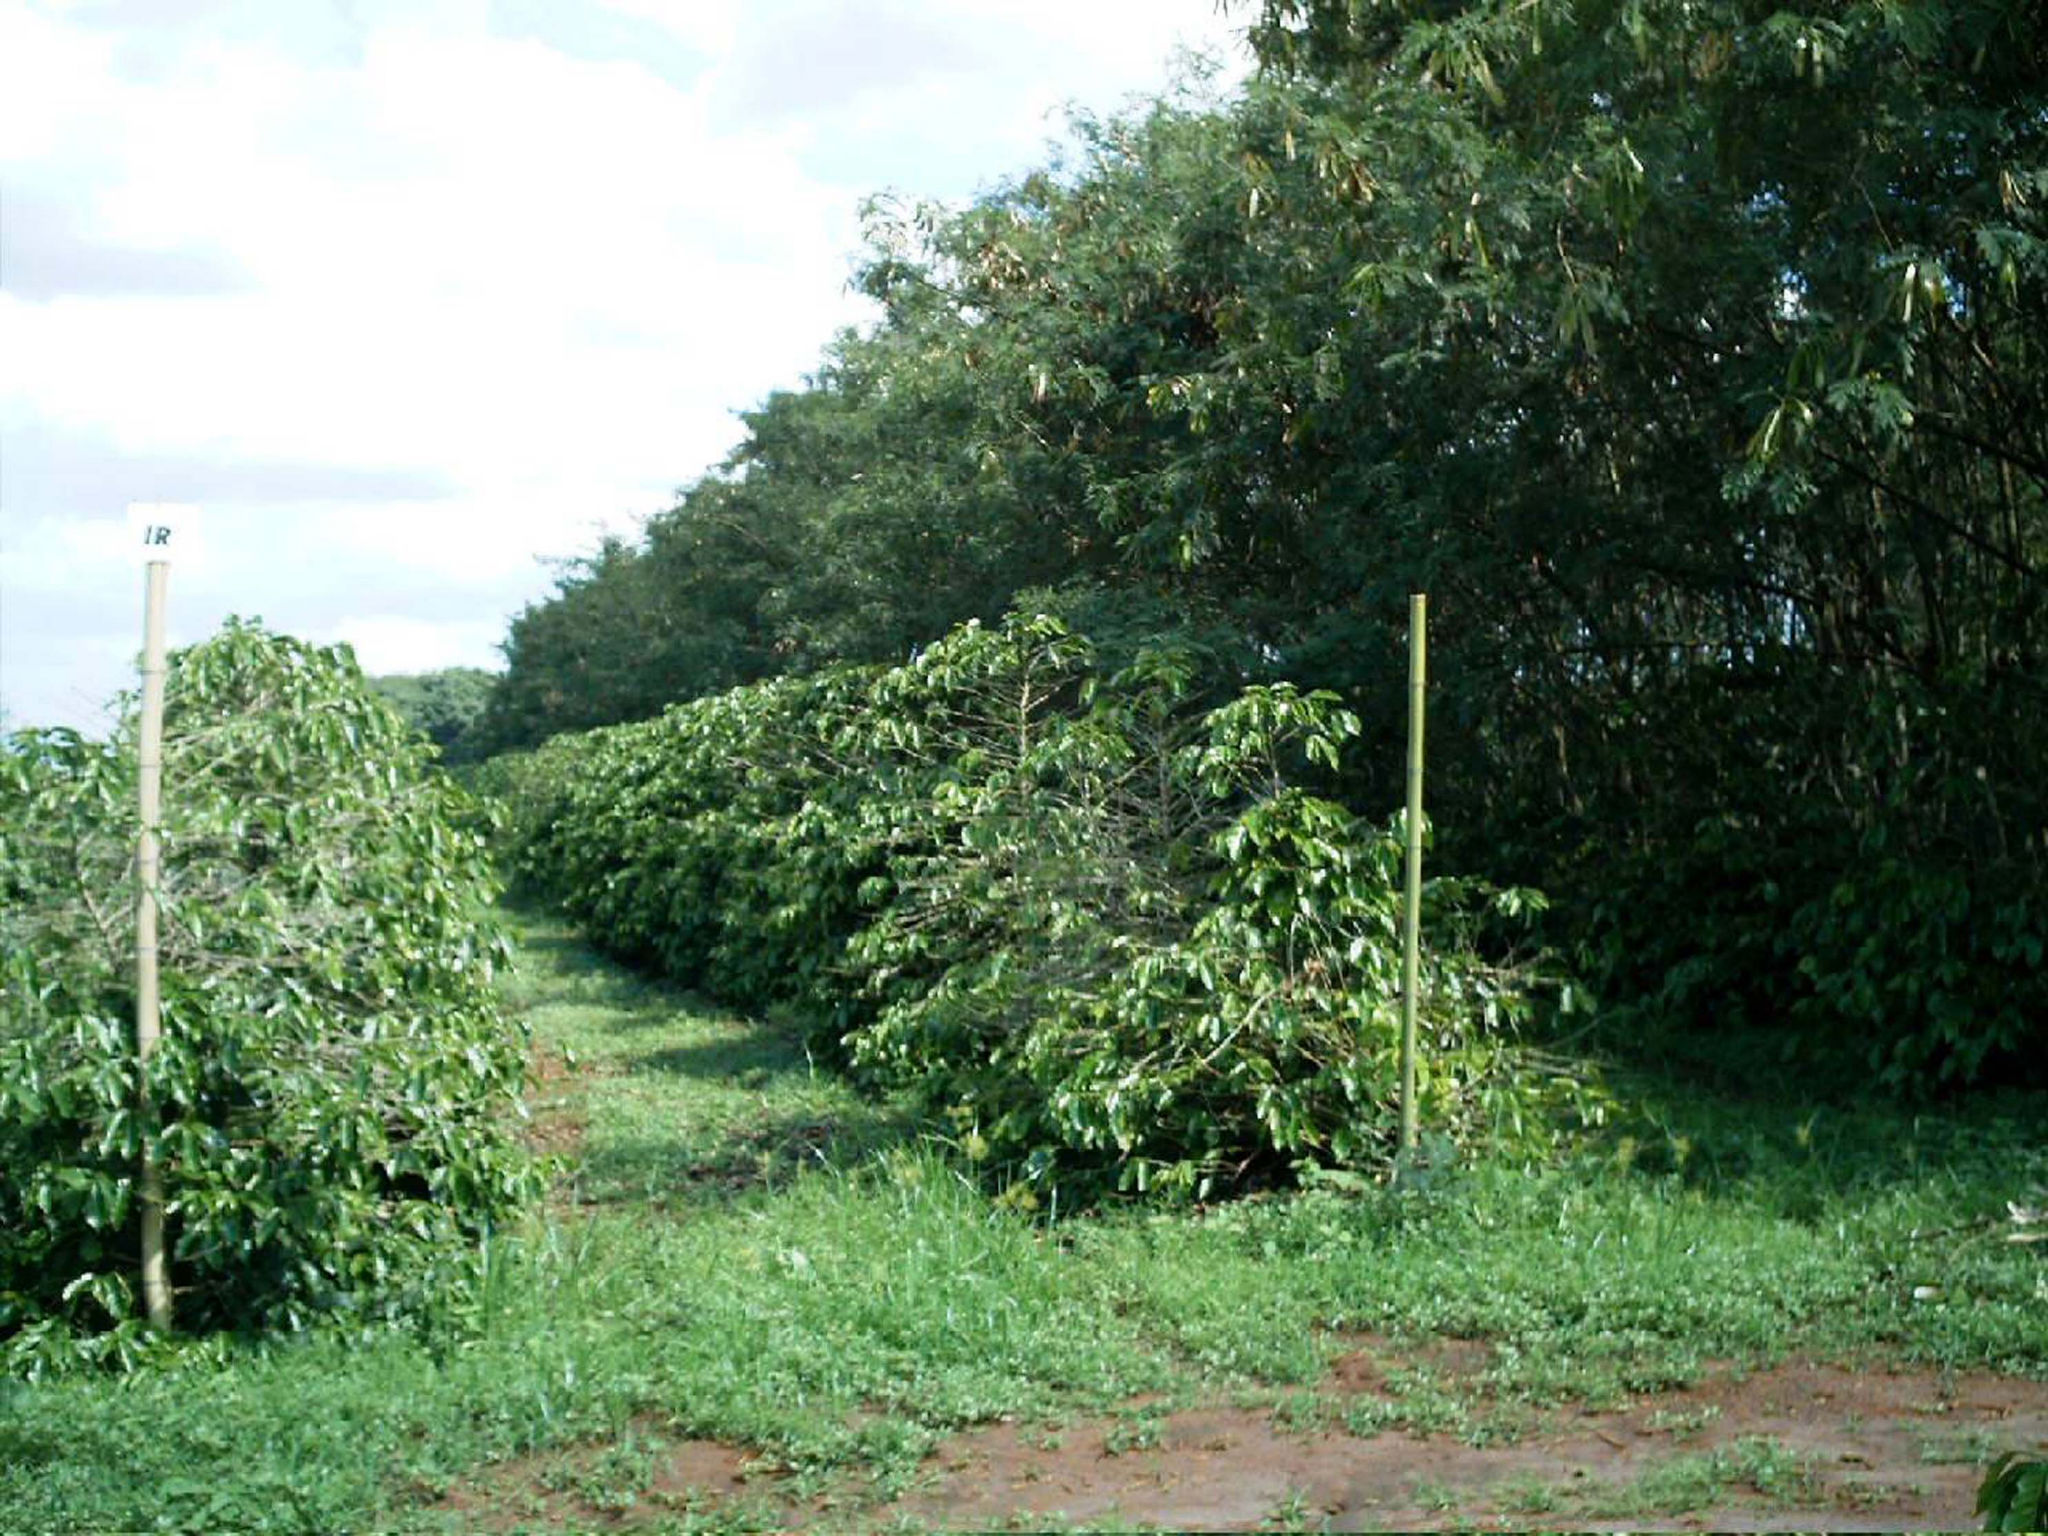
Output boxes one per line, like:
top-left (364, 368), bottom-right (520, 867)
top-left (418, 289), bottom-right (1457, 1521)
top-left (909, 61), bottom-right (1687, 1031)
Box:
top-left (0, 0), bottom-right (1250, 732)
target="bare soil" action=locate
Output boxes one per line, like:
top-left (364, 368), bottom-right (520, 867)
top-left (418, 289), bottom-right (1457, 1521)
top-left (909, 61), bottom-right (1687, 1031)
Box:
top-left (439, 1344), bottom-right (2048, 1531)
top-left (522, 1042), bottom-right (588, 1163)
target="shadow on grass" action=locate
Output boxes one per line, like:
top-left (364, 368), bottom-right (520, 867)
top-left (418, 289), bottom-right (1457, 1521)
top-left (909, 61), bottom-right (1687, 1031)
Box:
top-left (505, 902), bottom-right (928, 1207)
top-left (624, 1033), bottom-right (823, 1083)
top-left (506, 914), bottom-right (728, 1029)
top-left (1567, 1057), bottom-right (2048, 1222)
top-left (576, 1102), bottom-right (917, 1207)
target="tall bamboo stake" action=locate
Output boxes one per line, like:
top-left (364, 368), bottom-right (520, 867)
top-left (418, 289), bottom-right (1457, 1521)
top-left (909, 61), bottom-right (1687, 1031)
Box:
top-left (137, 555), bottom-right (172, 1332)
top-left (1399, 593), bottom-right (1427, 1155)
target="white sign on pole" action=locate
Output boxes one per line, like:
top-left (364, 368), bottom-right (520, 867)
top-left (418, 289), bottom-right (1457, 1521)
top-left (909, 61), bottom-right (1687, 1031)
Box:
top-left (128, 501), bottom-right (188, 1331)
top-left (126, 503), bottom-right (202, 566)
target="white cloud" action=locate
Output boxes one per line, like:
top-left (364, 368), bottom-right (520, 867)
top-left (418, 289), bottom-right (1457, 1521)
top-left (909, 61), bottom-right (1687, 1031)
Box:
top-left (320, 612), bottom-right (507, 675)
top-left (0, 0), bottom-right (1252, 722)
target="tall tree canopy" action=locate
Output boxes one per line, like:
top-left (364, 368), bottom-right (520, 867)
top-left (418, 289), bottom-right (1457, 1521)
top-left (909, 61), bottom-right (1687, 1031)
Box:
top-left (369, 667), bottom-right (498, 764)
top-left (483, 0), bottom-right (2046, 1086)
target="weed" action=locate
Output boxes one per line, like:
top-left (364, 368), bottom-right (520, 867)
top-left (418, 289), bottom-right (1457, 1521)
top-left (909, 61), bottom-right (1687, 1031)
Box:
top-left (1337, 1366), bottom-right (1473, 1438)
top-left (1622, 1435), bottom-right (1816, 1514)
top-left (1919, 1425), bottom-right (1999, 1465)
top-left (1645, 1403), bottom-right (1722, 1438)
top-left (1271, 1390), bottom-right (1339, 1434)
top-left (573, 1429), bottom-right (667, 1513)
top-left (1101, 1408), bottom-right (1165, 1456)
top-left (1833, 1477), bottom-right (1930, 1509)
top-left (1493, 1472), bottom-right (1567, 1513)
top-left (1409, 1478), bottom-right (1462, 1512)
top-left (1262, 1487), bottom-right (1320, 1528)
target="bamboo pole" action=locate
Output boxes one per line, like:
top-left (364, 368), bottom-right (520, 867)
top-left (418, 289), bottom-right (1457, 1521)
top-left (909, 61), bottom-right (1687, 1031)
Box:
top-left (1399, 593), bottom-right (1427, 1156)
top-left (137, 556), bottom-right (172, 1332)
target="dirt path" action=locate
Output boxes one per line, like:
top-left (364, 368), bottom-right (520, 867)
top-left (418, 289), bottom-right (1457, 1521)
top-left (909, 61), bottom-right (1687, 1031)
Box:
top-left (445, 1346), bottom-right (2047, 1531)
top-left (883, 1354), bottom-right (2041, 1530)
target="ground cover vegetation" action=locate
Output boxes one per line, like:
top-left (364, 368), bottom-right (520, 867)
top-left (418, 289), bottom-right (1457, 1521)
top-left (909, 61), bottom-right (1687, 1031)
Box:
top-left (3, 915), bottom-right (2038, 1531)
top-left (0, 624), bottom-right (535, 1374)
top-left (479, 0), bottom-right (2048, 1092)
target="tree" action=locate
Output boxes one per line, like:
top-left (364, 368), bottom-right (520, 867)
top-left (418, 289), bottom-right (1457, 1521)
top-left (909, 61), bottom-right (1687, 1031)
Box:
top-left (483, 9), bottom-right (2047, 1084)
top-left (369, 666), bottom-right (499, 764)
top-left (1227, 0), bottom-right (2048, 1083)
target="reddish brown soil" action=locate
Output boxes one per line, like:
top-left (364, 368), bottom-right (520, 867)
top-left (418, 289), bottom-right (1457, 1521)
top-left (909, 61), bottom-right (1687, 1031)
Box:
top-left (439, 1347), bottom-right (2048, 1532)
top-left (439, 1435), bottom-right (766, 1530)
top-left (523, 1043), bottom-right (589, 1163)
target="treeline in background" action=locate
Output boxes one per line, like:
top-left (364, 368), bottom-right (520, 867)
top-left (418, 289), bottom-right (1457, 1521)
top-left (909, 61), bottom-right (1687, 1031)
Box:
top-left (455, 0), bottom-right (2046, 1094)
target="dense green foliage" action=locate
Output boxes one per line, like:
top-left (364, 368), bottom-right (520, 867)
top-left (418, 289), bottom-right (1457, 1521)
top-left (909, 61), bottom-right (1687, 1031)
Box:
top-left (0, 624), bottom-right (535, 1374)
top-left (498, 612), bottom-right (1578, 1200)
top-left (367, 667), bottom-right (498, 765)
top-left (480, 0), bottom-right (2047, 1089)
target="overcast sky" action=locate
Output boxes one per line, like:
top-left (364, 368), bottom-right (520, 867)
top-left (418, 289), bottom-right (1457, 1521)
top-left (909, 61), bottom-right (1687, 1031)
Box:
top-left (0, 0), bottom-right (1248, 732)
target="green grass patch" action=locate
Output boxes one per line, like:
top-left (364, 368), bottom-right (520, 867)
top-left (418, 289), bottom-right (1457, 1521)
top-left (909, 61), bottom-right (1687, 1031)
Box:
top-left (1618, 1434), bottom-right (1818, 1515)
top-left (506, 922), bottom-right (909, 1207)
top-left (3, 907), bottom-right (2042, 1532)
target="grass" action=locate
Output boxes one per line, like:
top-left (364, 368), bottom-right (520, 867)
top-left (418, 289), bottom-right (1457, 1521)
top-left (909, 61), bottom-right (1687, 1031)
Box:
top-left (1619, 1434), bottom-right (1818, 1514)
top-left (1483, 1435), bottom-right (1820, 1522)
top-left (1920, 1424), bottom-right (2003, 1465)
top-left (511, 923), bottom-right (909, 1209)
top-left (2, 906), bottom-right (2043, 1532)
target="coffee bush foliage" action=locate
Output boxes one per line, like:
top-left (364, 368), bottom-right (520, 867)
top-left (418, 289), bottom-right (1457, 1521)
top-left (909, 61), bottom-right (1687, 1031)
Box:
top-left (499, 612), bottom-right (1594, 1203)
top-left (1, 623), bottom-right (536, 1375)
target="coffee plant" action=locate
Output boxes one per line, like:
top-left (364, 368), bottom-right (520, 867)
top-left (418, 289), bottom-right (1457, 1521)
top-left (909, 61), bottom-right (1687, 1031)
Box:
top-left (1980, 1452), bottom-right (2048, 1533)
top-left (497, 612), bottom-right (1595, 1204)
top-left (1, 623), bottom-right (536, 1375)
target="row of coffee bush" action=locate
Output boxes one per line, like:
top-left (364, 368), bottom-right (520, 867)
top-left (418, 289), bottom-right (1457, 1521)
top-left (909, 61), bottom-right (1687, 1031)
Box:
top-left (491, 612), bottom-right (1590, 1204)
top-left (2, 624), bottom-right (535, 1373)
